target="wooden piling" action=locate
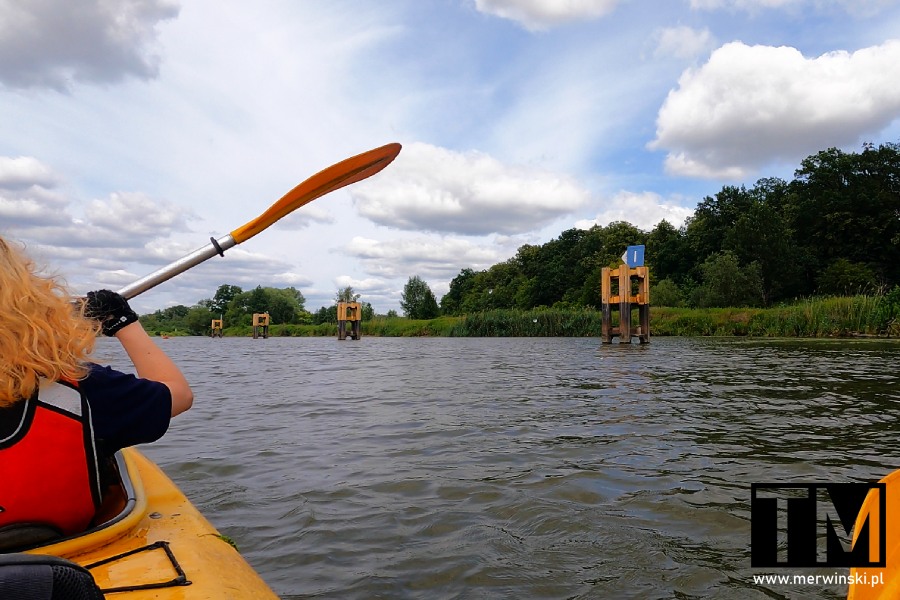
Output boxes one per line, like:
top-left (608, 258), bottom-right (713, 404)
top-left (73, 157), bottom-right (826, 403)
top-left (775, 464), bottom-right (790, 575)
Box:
top-left (601, 265), bottom-right (650, 344)
top-left (337, 302), bottom-right (361, 340)
top-left (252, 313), bottom-right (270, 339)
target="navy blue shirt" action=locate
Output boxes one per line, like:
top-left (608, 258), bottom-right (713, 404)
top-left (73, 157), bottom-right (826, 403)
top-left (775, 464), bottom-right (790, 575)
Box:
top-left (78, 363), bottom-right (172, 456)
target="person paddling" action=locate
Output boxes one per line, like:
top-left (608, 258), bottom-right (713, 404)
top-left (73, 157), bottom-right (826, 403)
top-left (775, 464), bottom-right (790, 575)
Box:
top-left (0, 235), bottom-right (193, 543)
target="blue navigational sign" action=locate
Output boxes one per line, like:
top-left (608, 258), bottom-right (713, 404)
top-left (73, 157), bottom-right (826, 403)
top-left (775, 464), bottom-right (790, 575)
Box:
top-left (621, 245), bottom-right (645, 268)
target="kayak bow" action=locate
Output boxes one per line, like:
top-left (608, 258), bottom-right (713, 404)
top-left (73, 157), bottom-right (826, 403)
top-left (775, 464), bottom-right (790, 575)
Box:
top-left (848, 469), bottom-right (898, 599)
top-left (26, 448), bottom-right (278, 598)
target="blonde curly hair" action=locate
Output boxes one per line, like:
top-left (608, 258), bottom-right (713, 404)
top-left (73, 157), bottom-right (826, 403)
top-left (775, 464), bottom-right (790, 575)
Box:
top-left (0, 236), bottom-right (99, 407)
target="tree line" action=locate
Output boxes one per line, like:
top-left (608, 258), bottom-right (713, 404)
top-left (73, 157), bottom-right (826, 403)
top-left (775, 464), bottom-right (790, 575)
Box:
top-left (438, 142), bottom-right (900, 313)
top-left (140, 285), bottom-right (382, 335)
top-left (142, 141), bottom-right (899, 334)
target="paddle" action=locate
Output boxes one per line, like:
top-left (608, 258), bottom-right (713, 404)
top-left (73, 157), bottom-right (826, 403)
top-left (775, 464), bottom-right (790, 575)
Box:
top-left (116, 143), bottom-right (401, 300)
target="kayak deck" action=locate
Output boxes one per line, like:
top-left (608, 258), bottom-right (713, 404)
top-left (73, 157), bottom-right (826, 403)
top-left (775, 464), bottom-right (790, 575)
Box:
top-left (26, 448), bottom-right (279, 599)
top-left (848, 469), bottom-right (899, 599)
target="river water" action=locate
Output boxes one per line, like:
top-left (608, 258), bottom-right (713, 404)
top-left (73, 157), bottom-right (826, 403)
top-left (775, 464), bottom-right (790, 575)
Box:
top-left (94, 336), bottom-right (900, 599)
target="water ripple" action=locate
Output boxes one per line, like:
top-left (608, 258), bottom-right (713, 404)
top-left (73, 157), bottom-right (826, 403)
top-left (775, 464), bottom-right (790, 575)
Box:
top-left (92, 335), bottom-right (900, 599)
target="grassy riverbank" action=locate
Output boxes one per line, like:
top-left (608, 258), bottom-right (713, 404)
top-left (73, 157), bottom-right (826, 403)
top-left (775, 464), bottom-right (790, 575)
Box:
top-left (651, 295), bottom-right (896, 337)
top-left (213, 294), bottom-right (899, 338)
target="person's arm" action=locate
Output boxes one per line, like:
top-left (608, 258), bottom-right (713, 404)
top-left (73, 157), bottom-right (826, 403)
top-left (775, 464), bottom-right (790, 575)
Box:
top-left (84, 289), bottom-right (193, 417)
top-left (114, 322), bottom-right (193, 416)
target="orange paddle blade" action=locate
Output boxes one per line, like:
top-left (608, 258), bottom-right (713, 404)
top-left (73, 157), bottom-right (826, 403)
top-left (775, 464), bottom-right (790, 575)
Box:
top-left (230, 142), bottom-right (401, 244)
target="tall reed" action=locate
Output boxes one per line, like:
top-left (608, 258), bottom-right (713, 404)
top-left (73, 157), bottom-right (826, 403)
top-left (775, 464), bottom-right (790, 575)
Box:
top-left (217, 294), bottom-right (897, 338)
top-left (651, 295), bottom-right (895, 337)
top-left (449, 309), bottom-right (601, 337)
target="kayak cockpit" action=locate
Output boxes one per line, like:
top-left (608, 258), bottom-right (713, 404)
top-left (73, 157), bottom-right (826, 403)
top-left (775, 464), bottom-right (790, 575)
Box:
top-left (0, 451), bottom-right (140, 599)
top-left (4, 449), bottom-right (280, 598)
top-left (0, 450), bottom-right (138, 554)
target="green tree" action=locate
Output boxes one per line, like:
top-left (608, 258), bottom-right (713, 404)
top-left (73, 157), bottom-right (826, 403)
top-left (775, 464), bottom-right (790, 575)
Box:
top-left (816, 258), bottom-right (878, 296)
top-left (221, 286), bottom-right (307, 325)
top-left (401, 276), bottom-right (440, 319)
top-left (313, 305), bottom-right (337, 324)
top-left (267, 290), bottom-right (298, 324)
top-left (360, 302), bottom-right (374, 321)
top-left (137, 141), bottom-right (895, 328)
top-left (224, 290), bottom-right (253, 326)
top-left (518, 228), bottom-right (587, 308)
top-left (185, 306), bottom-right (215, 335)
top-left (647, 220), bottom-right (689, 284)
top-left (335, 286), bottom-right (360, 303)
top-left (651, 278), bottom-right (683, 307)
top-left (270, 287), bottom-right (307, 323)
top-left (209, 284), bottom-right (243, 315)
top-left (441, 268), bottom-right (476, 315)
top-left (247, 286), bottom-right (269, 315)
top-left (690, 251), bottom-right (761, 308)
top-left (788, 143), bottom-right (900, 291)
top-left (139, 305), bottom-right (191, 334)
top-left (684, 186), bottom-right (753, 268)
top-left (280, 287), bottom-right (307, 312)
top-left (721, 178), bottom-right (799, 304)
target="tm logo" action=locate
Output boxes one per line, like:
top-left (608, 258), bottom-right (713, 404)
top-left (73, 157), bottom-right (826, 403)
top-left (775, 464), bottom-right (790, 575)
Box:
top-left (751, 483), bottom-right (886, 568)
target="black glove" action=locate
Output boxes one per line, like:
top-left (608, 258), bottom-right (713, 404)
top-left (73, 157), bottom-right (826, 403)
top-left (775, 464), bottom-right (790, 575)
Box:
top-left (85, 290), bottom-right (139, 336)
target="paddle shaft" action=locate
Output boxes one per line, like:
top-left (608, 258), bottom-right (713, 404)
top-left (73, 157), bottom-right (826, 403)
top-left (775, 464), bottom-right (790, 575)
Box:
top-left (117, 235), bottom-right (236, 300)
top-left (116, 143), bottom-right (401, 300)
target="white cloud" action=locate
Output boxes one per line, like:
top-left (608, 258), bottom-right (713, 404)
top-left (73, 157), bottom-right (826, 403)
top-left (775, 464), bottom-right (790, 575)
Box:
top-left (85, 192), bottom-right (193, 237)
top-left (575, 191), bottom-right (694, 230)
top-left (351, 143), bottom-right (589, 235)
top-left (270, 272), bottom-right (315, 287)
top-left (690, 0), bottom-right (796, 8)
top-left (334, 275), bottom-right (389, 291)
top-left (0, 155), bottom-right (202, 304)
top-left (275, 205), bottom-right (336, 230)
top-left (0, 188), bottom-right (70, 227)
top-left (324, 274), bottom-right (417, 313)
top-left (649, 40), bottom-right (900, 179)
top-left (117, 246), bottom-right (313, 310)
top-left (92, 268), bottom-right (140, 288)
top-left (653, 26), bottom-right (715, 60)
top-left (5, 190), bottom-right (192, 252)
top-left (0, 156), bottom-right (71, 227)
top-left (0, 154), bottom-right (328, 311)
top-left (331, 275), bottom-right (397, 304)
top-left (0, 0), bottom-right (179, 90)
top-left (0, 156), bottom-right (60, 189)
top-left (4, 1), bottom-right (900, 316)
top-left (343, 236), bottom-right (507, 280)
top-left (474, 0), bottom-right (620, 30)
top-left (689, 0), bottom-right (898, 16)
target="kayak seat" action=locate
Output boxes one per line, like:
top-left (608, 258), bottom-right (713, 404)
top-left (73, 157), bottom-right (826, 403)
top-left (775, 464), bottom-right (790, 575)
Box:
top-left (91, 454), bottom-right (129, 527)
top-left (0, 452), bottom-right (135, 553)
top-left (0, 524), bottom-right (62, 553)
top-left (0, 553), bottom-right (104, 600)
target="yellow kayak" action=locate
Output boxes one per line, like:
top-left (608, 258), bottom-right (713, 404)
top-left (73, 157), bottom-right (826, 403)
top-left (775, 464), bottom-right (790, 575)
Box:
top-left (848, 469), bottom-right (899, 599)
top-left (20, 448), bottom-right (279, 599)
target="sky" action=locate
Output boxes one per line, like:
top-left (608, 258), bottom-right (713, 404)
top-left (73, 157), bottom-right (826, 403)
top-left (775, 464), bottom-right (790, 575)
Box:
top-left (1, 0), bottom-right (899, 315)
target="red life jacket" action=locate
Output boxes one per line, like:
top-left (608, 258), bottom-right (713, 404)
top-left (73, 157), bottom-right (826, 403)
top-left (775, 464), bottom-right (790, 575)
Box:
top-left (0, 379), bottom-right (101, 537)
